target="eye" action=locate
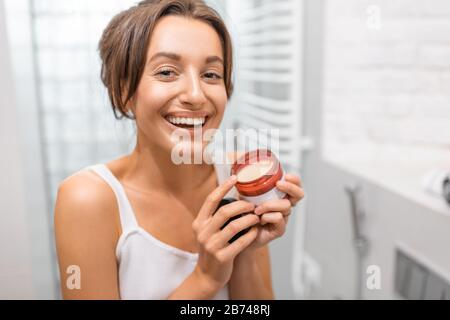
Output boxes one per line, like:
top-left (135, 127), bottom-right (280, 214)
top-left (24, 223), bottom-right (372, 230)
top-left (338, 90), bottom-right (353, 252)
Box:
top-left (156, 68), bottom-right (177, 78)
top-left (204, 72), bottom-right (223, 80)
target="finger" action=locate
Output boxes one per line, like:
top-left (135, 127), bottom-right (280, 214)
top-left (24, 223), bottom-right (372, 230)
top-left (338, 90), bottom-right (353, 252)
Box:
top-left (260, 212), bottom-right (286, 235)
top-left (208, 214), bottom-right (259, 251)
top-left (217, 226), bottom-right (259, 262)
top-left (254, 198), bottom-right (291, 215)
top-left (276, 181), bottom-right (305, 206)
top-left (201, 200), bottom-right (255, 238)
top-left (197, 175), bottom-right (237, 222)
top-left (283, 209), bottom-right (292, 217)
top-left (260, 212), bottom-right (286, 240)
top-left (260, 211), bottom-right (284, 225)
top-left (285, 173), bottom-right (302, 187)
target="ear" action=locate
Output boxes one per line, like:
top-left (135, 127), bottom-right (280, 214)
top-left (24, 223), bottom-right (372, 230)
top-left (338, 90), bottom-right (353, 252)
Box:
top-left (121, 85), bottom-right (136, 118)
top-left (125, 96), bottom-right (137, 117)
top-left (117, 81), bottom-right (136, 117)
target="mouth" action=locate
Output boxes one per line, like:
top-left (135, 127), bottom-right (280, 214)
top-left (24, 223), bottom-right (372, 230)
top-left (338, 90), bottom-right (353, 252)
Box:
top-left (164, 115), bottom-right (209, 130)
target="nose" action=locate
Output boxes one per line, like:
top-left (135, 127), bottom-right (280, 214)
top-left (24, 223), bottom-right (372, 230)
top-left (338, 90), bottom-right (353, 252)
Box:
top-left (178, 69), bottom-right (207, 108)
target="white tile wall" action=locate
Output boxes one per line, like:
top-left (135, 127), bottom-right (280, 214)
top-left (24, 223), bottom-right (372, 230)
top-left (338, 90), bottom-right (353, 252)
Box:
top-left (322, 0), bottom-right (450, 154)
top-left (31, 0), bottom-right (138, 202)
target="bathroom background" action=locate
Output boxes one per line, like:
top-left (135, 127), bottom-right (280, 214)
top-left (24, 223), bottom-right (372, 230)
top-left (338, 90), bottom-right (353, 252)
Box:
top-left (1, 0), bottom-right (450, 299)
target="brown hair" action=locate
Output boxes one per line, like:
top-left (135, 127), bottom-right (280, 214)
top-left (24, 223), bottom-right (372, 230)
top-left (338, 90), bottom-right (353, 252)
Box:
top-left (99, 0), bottom-right (234, 120)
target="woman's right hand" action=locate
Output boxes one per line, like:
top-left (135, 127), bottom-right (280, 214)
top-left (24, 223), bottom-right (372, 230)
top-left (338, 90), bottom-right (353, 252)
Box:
top-left (192, 175), bottom-right (260, 292)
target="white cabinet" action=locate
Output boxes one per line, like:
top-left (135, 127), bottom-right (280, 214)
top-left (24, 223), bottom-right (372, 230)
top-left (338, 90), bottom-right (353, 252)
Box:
top-left (303, 154), bottom-right (450, 299)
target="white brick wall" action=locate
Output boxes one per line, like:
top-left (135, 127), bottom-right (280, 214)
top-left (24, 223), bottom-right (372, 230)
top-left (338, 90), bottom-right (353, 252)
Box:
top-left (322, 0), bottom-right (450, 154)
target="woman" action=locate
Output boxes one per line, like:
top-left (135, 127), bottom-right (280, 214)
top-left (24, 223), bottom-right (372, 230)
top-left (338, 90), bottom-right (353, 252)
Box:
top-left (54, 0), bottom-right (304, 300)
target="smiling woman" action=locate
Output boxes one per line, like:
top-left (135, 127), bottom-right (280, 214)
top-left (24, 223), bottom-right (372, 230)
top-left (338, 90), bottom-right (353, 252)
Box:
top-left (98, 0), bottom-right (234, 121)
top-left (54, 0), bottom-right (304, 301)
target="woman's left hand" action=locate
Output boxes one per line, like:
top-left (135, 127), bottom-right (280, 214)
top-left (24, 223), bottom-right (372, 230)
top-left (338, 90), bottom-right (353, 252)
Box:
top-left (240, 173), bottom-right (305, 254)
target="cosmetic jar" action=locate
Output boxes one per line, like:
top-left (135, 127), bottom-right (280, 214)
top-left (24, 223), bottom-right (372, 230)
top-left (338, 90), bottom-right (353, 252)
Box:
top-left (231, 149), bottom-right (286, 206)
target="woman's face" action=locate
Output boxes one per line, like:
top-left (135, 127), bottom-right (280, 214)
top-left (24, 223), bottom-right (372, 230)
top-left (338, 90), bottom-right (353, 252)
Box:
top-left (131, 15), bottom-right (228, 157)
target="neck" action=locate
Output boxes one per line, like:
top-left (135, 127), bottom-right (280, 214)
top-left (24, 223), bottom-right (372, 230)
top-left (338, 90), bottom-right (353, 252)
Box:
top-left (123, 136), bottom-right (215, 196)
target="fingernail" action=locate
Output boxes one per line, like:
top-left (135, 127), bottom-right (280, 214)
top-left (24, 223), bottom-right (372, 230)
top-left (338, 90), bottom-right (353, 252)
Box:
top-left (229, 175), bottom-right (237, 182)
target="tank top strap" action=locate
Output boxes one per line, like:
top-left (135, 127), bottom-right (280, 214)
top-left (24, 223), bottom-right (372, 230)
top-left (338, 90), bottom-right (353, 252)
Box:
top-left (87, 164), bottom-right (139, 232)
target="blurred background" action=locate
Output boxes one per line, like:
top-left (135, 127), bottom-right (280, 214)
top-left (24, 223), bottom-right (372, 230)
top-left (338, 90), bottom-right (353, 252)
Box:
top-left (1, 0), bottom-right (450, 299)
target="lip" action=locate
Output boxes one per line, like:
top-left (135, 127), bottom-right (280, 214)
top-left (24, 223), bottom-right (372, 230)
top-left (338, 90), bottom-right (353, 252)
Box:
top-left (163, 111), bottom-right (211, 118)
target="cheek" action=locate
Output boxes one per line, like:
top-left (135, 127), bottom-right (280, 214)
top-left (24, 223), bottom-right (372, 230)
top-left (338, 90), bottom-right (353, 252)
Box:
top-left (133, 79), bottom-right (228, 121)
top-left (134, 80), bottom-right (176, 119)
top-left (208, 85), bottom-right (228, 114)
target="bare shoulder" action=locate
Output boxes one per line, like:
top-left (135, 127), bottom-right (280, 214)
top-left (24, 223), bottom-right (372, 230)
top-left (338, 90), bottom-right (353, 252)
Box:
top-left (56, 169), bottom-right (114, 214)
top-left (54, 168), bottom-right (121, 299)
top-left (54, 168), bottom-right (121, 238)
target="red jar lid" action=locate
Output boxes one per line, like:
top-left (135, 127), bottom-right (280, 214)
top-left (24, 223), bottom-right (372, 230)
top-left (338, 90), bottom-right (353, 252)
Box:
top-left (231, 149), bottom-right (283, 197)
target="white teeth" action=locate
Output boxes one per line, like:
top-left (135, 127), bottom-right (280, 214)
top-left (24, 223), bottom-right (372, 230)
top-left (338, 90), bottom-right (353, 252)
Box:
top-left (167, 116), bottom-right (206, 126)
top-left (193, 118), bottom-right (203, 126)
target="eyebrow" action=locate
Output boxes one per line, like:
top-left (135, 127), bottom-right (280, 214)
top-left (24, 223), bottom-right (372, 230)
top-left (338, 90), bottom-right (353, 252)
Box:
top-left (148, 52), bottom-right (224, 65)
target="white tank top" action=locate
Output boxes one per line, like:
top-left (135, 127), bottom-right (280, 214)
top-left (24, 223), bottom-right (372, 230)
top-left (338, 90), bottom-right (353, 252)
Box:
top-left (86, 161), bottom-right (234, 300)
